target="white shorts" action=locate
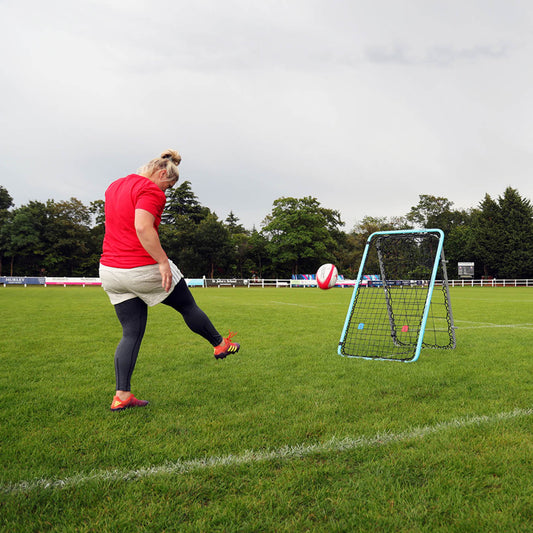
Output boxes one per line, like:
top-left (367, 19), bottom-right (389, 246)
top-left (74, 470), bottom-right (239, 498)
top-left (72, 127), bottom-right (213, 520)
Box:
top-left (99, 260), bottom-right (183, 307)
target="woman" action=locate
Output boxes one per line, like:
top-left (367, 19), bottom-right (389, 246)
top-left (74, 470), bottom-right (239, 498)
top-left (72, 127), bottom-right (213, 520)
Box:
top-left (100, 149), bottom-right (240, 411)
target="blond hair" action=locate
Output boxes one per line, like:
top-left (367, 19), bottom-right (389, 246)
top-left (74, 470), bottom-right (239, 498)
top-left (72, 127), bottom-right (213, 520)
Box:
top-left (138, 149), bottom-right (181, 182)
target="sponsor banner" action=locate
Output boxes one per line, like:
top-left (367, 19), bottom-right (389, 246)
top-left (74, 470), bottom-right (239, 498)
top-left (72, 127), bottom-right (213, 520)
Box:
top-left (291, 274), bottom-right (354, 288)
top-left (363, 279), bottom-right (427, 287)
top-left (186, 278), bottom-right (205, 287)
top-left (290, 278), bottom-right (317, 287)
top-left (45, 277), bottom-right (101, 286)
top-left (0, 276), bottom-right (45, 285)
top-left (205, 278), bottom-right (248, 287)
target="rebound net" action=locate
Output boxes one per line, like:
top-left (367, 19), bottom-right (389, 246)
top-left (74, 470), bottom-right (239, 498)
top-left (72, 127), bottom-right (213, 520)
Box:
top-left (338, 229), bottom-right (455, 362)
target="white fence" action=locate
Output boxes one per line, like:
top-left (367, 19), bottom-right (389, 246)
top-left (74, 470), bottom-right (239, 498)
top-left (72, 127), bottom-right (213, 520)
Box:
top-left (448, 278), bottom-right (533, 287)
top-left (3, 276), bottom-right (533, 288)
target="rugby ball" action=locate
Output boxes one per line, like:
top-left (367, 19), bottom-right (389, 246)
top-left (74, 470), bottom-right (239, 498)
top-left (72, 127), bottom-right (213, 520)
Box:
top-left (316, 263), bottom-right (338, 290)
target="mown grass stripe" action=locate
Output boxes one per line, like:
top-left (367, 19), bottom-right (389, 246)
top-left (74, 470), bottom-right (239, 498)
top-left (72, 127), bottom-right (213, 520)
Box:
top-left (2, 407), bottom-right (531, 495)
top-left (456, 320), bottom-right (533, 329)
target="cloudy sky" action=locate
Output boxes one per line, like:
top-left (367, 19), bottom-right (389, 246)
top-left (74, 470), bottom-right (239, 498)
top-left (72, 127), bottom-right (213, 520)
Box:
top-left (1, 0), bottom-right (532, 230)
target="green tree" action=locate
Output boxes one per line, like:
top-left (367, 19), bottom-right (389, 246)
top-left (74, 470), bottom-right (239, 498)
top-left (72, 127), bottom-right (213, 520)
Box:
top-left (345, 216), bottom-right (410, 278)
top-left (223, 212), bottom-right (249, 277)
top-left (71, 198), bottom-right (107, 276)
top-left (3, 201), bottom-right (49, 275)
top-left (407, 194), bottom-right (463, 234)
top-left (3, 198), bottom-right (97, 276)
top-left (247, 229), bottom-right (270, 279)
top-left (0, 186), bottom-right (12, 211)
top-left (159, 216), bottom-right (198, 275)
top-left (498, 188), bottom-right (533, 277)
top-left (0, 186), bottom-right (14, 276)
top-left (86, 199), bottom-right (106, 274)
top-left (89, 199), bottom-right (105, 227)
top-left (471, 194), bottom-right (508, 278)
top-left (195, 213), bottom-right (233, 278)
top-left (163, 180), bottom-right (207, 225)
top-left (225, 211), bottom-right (246, 235)
top-left (407, 194), bottom-right (451, 225)
top-left (160, 180), bottom-right (221, 276)
top-left (262, 196), bottom-right (344, 276)
top-left (406, 194), bottom-right (476, 277)
top-left (39, 198), bottom-right (93, 276)
top-left (445, 222), bottom-right (477, 277)
top-left (471, 188), bottom-right (533, 278)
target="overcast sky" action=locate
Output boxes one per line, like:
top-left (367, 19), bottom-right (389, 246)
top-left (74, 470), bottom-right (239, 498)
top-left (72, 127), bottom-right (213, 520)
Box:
top-left (1, 0), bottom-right (532, 230)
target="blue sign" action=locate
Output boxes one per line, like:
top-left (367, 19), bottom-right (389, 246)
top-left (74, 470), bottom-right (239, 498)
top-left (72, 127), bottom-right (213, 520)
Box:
top-left (0, 277), bottom-right (45, 285)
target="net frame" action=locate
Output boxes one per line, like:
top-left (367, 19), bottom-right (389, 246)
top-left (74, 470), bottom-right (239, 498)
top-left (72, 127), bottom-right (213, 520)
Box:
top-left (338, 229), bottom-right (456, 362)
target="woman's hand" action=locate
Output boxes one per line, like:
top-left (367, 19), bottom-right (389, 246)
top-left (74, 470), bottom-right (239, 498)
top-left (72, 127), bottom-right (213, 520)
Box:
top-left (158, 260), bottom-right (173, 292)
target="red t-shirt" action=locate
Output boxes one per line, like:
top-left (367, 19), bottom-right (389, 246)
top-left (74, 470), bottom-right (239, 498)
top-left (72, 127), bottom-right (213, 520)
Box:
top-left (100, 174), bottom-right (167, 268)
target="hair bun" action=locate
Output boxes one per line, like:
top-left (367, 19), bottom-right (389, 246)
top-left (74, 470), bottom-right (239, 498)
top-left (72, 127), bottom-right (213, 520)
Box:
top-left (161, 149), bottom-right (181, 166)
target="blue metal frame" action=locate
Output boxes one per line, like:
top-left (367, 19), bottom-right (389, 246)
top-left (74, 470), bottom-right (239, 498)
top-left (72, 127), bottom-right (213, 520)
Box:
top-left (338, 228), bottom-right (445, 362)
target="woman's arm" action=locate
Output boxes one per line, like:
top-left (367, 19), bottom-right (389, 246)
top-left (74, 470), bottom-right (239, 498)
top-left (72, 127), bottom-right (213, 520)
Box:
top-left (134, 208), bottom-right (172, 292)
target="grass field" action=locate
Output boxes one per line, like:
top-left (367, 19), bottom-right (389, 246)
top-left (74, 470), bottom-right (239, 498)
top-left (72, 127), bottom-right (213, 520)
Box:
top-left (0, 285), bottom-right (532, 532)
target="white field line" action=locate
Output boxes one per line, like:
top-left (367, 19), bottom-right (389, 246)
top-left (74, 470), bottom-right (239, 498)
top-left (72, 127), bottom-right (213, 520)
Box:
top-left (270, 301), bottom-right (318, 308)
top-left (455, 320), bottom-right (533, 330)
top-left (2, 407), bottom-right (532, 495)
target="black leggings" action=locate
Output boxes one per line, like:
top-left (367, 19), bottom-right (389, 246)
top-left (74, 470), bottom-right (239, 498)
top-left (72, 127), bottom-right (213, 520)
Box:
top-left (113, 278), bottom-right (223, 391)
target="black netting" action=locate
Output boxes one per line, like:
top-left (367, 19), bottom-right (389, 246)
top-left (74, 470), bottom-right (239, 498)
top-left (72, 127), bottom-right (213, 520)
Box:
top-left (339, 231), bottom-right (455, 362)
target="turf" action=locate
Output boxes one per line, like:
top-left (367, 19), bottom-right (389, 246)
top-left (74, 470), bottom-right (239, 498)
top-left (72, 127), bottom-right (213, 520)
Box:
top-left (0, 285), bottom-right (532, 532)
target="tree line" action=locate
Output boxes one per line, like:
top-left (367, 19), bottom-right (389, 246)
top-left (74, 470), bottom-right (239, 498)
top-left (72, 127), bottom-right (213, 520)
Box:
top-left (1, 182), bottom-right (532, 280)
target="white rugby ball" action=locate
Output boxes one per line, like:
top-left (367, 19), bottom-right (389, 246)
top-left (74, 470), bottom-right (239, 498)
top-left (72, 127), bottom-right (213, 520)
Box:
top-left (316, 263), bottom-right (338, 290)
